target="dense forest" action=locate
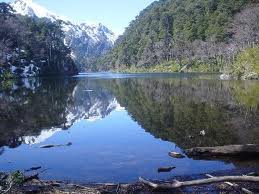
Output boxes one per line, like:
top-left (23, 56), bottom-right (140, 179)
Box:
top-left (0, 3), bottom-right (78, 79)
top-left (97, 0), bottom-right (259, 79)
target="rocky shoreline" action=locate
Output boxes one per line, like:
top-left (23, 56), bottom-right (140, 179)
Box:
top-left (220, 73), bottom-right (259, 80)
top-left (1, 168), bottom-right (259, 194)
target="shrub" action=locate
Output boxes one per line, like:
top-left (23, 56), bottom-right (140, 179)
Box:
top-left (232, 47), bottom-right (259, 79)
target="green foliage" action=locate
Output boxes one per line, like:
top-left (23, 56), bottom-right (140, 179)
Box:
top-left (189, 61), bottom-right (222, 72)
top-left (114, 60), bottom-right (221, 73)
top-left (0, 5), bottom-right (77, 77)
top-left (97, 0), bottom-right (255, 71)
top-left (11, 171), bottom-right (25, 185)
top-left (0, 70), bottom-right (15, 80)
top-left (0, 79), bottom-right (14, 91)
top-left (115, 61), bottom-right (181, 73)
top-left (231, 47), bottom-right (259, 79)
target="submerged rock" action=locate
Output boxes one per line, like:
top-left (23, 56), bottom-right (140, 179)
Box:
top-left (158, 166), bottom-right (176, 173)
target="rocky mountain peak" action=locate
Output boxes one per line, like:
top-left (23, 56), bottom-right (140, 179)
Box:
top-left (10, 0), bottom-right (117, 71)
top-left (11, 0), bottom-right (61, 21)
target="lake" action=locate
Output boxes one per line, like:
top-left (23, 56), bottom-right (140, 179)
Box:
top-left (0, 73), bottom-right (259, 183)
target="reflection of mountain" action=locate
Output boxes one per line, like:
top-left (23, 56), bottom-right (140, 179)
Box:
top-left (65, 80), bottom-right (121, 127)
top-left (1, 76), bottom-right (259, 153)
top-left (23, 128), bottom-right (62, 145)
top-left (0, 78), bottom-right (120, 148)
top-left (105, 79), bottom-right (259, 149)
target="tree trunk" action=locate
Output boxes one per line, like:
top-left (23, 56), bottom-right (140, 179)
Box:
top-left (185, 144), bottom-right (259, 157)
top-left (139, 176), bottom-right (259, 189)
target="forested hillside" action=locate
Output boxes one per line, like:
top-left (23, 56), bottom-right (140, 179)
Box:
top-left (97, 0), bottom-right (259, 78)
top-left (0, 3), bottom-right (78, 79)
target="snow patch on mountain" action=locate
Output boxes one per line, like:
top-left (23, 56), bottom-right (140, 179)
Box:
top-left (11, 0), bottom-right (66, 21)
top-left (11, 0), bottom-right (117, 70)
top-left (22, 127), bottom-right (62, 145)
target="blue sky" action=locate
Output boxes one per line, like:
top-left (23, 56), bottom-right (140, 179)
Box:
top-left (5, 0), bottom-right (156, 34)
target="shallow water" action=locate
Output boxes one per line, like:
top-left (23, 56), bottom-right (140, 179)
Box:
top-left (0, 73), bottom-right (259, 183)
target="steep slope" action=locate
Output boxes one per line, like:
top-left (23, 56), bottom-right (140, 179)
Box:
top-left (0, 3), bottom-right (78, 78)
top-left (64, 22), bottom-right (116, 71)
top-left (98, 0), bottom-right (259, 76)
top-left (11, 0), bottom-right (116, 71)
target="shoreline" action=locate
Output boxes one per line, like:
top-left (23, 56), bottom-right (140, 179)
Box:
top-left (2, 168), bottom-right (259, 193)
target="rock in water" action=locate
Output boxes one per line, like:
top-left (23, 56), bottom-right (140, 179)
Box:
top-left (220, 74), bottom-right (231, 80)
top-left (158, 167), bottom-right (176, 173)
top-left (200, 130), bottom-right (206, 136)
top-left (168, 152), bottom-right (185, 159)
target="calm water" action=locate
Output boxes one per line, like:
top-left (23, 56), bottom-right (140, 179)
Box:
top-left (0, 73), bottom-right (259, 183)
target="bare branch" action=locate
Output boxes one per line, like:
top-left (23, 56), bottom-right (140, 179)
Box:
top-left (205, 174), bottom-right (253, 194)
top-left (139, 176), bottom-right (259, 189)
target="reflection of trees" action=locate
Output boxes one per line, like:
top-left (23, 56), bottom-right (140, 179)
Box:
top-left (105, 78), bottom-right (259, 149)
top-left (0, 147), bottom-right (4, 156)
top-left (0, 78), bottom-right (117, 149)
top-left (231, 81), bottom-right (259, 109)
top-left (1, 77), bottom-right (259, 152)
top-left (0, 78), bottom-right (78, 148)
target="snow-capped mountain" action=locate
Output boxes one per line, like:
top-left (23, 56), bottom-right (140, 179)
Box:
top-left (11, 0), bottom-right (64, 21)
top-left (63, 21), bottom-right (116, 70)
top-left (11, 0), bottom-right (116, 71)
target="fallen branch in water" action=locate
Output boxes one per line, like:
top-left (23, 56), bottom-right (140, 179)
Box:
top-left (158, 167), bottom-right (176, 173)
top-left (39, 142), bottom-right (72, 148)
top-left (185, 144), bottom-right (259, 157)
top-left (205, 174), bottom-right (253, 194)
top-left (139, 175), bottom-right (259, 189)
top-left (25, 166), bottom-right (42, 172)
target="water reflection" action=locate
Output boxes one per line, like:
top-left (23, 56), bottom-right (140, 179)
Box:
top-left (0, 78), bottom-right (76, 149)
top-left (0, 74), bottom-right (259, 182)
top-left (0, 78), bottom-right (121, 149)
top-left (104, 78), bottom-right (259, 149)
